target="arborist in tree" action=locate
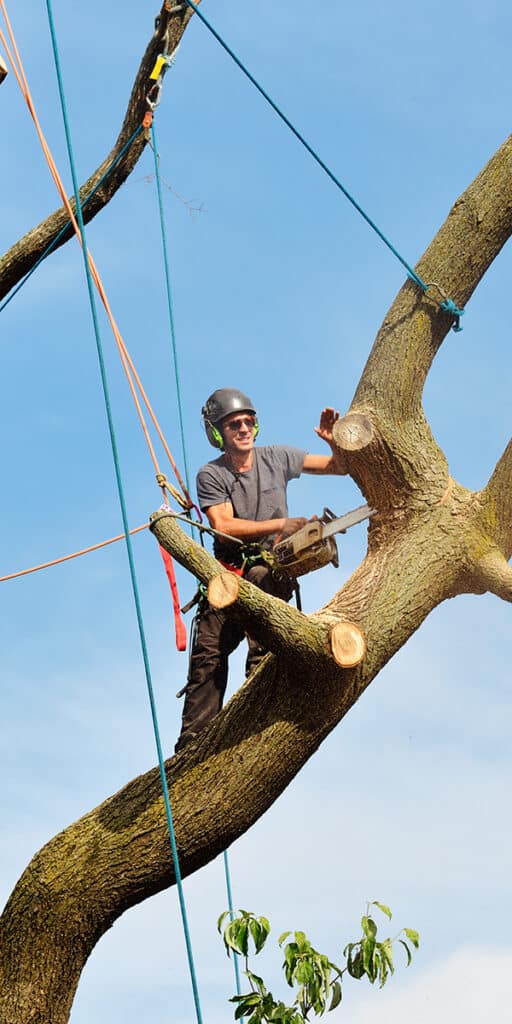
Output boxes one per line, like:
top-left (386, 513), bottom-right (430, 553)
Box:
top-left (175, 387), bottom-right (345, 751)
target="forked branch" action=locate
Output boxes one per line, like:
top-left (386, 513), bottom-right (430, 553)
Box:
top-left (0, 1), bottom-right (198, 300)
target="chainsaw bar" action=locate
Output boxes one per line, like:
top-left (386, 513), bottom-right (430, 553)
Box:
top-left (273, 502), bottom-right (376, 577)
top-left (319, 503), bottom-right (375, 539)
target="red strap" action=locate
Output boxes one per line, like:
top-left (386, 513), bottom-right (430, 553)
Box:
top-left (219, 560), bottom-right (244, 577)
top-left (159, 546), bottom-right (187, 651)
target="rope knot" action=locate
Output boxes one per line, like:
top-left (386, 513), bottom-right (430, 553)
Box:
top-left (439, 297), bottom-right (464, 333)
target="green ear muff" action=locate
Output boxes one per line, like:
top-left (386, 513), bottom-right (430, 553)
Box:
top-left (253, 419), bottom-right (259, 439)
top-left (211, 424), bottom-right (224, 449)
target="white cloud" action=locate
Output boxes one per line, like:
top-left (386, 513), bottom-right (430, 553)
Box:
top-left (335, 947), bottom-right (512, 1023)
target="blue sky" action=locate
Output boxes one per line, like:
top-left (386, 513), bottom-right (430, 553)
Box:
top-left (1, 1), bottom-right (511, 1021)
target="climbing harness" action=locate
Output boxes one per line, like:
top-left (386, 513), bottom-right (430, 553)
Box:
top-left (152, 503), bottom-right (374, 581)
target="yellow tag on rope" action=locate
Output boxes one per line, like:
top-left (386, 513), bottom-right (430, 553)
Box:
top-left (149, 55), bottom-right (167, 81)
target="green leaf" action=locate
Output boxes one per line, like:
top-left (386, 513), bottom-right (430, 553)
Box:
top-left (312, 988), bottom-right (326, 1016)
top-left (217, 910), bottom-right (230, 933)
top-left (249, 918), bottom-right (266, 954)
top-left (377, 952), bottom-right (387, 989)
top-left (262, 992), bottom-right (277, 1016)
top-left (399, 939), bottom-right (412, 967)
top-left (278, 931), bottom-right (292, 946)
top-left (404, 928), bottom-right (420, 949)
top-left (329, 981), bottom-right (342, 1011)
top-left (259, 916), bottom-right (271, 937)
top-left (361, 916), bottom-right (377, 940)
top-left (294, 960), bottom-right (314, 985)
top-left (380, 939), bottom-right (394, 975)
top-left (238, 921), bottom-right (249, 956)
top-left (224, 921), bottom-right (240, 954)
top-left (362, 937), bottom-right (375, 975)
top-left (348, 950), bottom-right (364, 980)
top-left (294, 931), bottom-right (307, 951)
top-left (246, 970), bottom-right (267, 994)
top-left (367, 948), bottom-right (379, 985)
top-left (371, 901), bottom-right (392, 921)
top-left (284, 943), bottom-right (298, 972)
top-left (234, 1003), bottom-right (250, 1020)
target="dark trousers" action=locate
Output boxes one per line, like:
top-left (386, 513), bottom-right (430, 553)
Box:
top-left (175, 564), bottom-right (293, 751)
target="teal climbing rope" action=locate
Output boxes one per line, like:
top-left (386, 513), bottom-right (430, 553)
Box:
top-left (44, 5), bottom-right (204, 1024)
top-left (150, 118), bottom-right (192, 497)
top-left (149, 109), bottom-right (244, 1000)
top-left (223, 849), bottom-right (243, 996)
top-left (181, 0), bottom-right (464, 332)
top-left (0, 125), bottom-right (143, 314)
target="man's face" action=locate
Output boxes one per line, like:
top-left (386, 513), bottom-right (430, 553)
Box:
top-left (221, 411), bottom-right (257, 454)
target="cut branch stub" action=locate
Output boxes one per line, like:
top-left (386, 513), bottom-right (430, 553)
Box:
top-left (334, 413), bottom-right (374, 451)
top-left (208, 571), bottom-right (241, 608)
top-left (333, 408), bottom-right (440, 507)
top-left (329, 621), bottom-right (366, 667)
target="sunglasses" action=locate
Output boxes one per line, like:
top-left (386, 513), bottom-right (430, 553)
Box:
top-left (224, 415), bottom-right (256, 432)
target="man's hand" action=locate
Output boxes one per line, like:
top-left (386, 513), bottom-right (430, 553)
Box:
top-left (314, 407), bottom-right (340, 447)
top-left (277, 516), bottom-right (309, 540)
top-left (302, 407), bottom-right (346, 475)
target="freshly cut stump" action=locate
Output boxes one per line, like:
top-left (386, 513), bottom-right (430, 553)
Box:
top-left (208, 571), bottom-right (241, 609)
top-left (329, 621), bottom-right (366, 667)
top-left (333, 413), bottom-right (374, 451)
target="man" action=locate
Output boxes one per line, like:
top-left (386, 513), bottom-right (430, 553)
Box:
top-left (175, 387), bottom-right (345, 751)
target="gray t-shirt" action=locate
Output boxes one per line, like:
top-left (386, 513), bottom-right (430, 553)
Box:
top-left (197, 445), bottom-right (306, 562)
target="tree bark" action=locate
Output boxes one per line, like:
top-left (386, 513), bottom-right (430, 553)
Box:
top-left (1, 13), bottom-right (511, 1024)
top-left (0, 1), bottom-right (197, 302)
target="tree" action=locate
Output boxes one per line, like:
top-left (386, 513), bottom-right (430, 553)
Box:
top-left (0, 3), bottom-right (511, 1022)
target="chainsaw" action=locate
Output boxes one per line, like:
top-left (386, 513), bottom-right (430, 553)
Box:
top-left (273, 503), bottom-right (375, 578)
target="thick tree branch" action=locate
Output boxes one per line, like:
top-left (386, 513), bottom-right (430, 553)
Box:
top-left (322, 139), bottom-right (512, 513)
top-left (480, 440), bottom-right (512, 557)
top-left (0, 2), bottom-right (197, 301)
top-left (474, 548), bottom-right (512, 603)
top-left (151, 513), bottom-right (366, 668)
top-left (352, 136), bottom-right (512, 422)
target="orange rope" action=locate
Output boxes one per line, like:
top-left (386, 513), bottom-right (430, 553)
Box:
top-left (0, 524), bottom-right (149, 583)
top-left (0, 3), bottom-right (194, 510)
